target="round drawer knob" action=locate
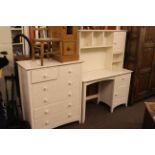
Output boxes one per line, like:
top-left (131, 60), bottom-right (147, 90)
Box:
top-left (68, 103), bottom-right (72, 107)
top-left (43, 74), bottom-right (48, 78)
top-left (43, 98), bottom-right (48, 103)
top-left (67, 47), bottom-right (71, 51)
top-left (43, 87), bottom-right (48, 91)
top-left (44, 110), bottom-right (49, 115)
top-left (68, 70), bottom-right (72, 74)
top-left (68, 113), bottom-right (71, 118)
top-left (68, 92), bottom-right (72, 97)
top-left (45, 121), bottom-right (49, 126)
top-left (68, 81), bottom-right (72, 85)
top-left (122, 78), bottom-right (125, 80)
top-left (115, 94), bottom-right (118, 97)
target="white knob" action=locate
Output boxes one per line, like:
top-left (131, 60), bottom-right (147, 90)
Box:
top-left (43, 98), bottom-right (48, 103)
top-left (68, 103), bottom-right (72, 107)
top-left (45, 120), bottom-right (49, 126)
top-left (68, 81), bottom-right (72, 85)
top-left (68, 92), bottom-right (72, 97)
top-left (43, 87), bottom-right (48, 91)
top-left (68, 113), bottom-right (71, 118)
top-left (44, 110), bottom-right (49, 115)
top-left (68, 70), bottom-right (72, 74)
top-left (43, 74), bottom-right (48, 78)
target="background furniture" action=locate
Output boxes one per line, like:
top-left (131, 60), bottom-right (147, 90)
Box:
top-left (17, 59), bottom-right (82, 129)
top-left (122, 26), bottom-right (155, 105)
top-left (143, 102), bottom-right (155, 129)
top-left (78, 30), bottom-right (132, 123)
top-left (10, 26), bottom-right (25, 57)
top-left (29, 26), bottom-right (79, 63)
top-left (48, 26), bottom-right (79, 62)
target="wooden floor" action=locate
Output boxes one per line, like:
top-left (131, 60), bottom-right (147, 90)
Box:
top-left (57, 96), bottom-right (155, 129)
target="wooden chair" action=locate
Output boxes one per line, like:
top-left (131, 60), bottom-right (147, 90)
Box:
top-left (32, 38), bottom-right (61, 66)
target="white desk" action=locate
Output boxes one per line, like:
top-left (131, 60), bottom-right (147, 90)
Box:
top-left (81, 69), bottom-right (132, 123)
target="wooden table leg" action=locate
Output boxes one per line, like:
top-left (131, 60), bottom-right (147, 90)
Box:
top-left (40, 43), bottom-right (44, 66)
top-left (32, 45), bottom-right (35, 60)
top-left (47, 42), bottom-right (51, 58)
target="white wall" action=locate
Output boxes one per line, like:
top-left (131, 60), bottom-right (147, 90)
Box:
top-left (0, 26), bottom-right (14, 101)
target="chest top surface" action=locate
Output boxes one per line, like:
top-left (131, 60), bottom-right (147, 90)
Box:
top-left (17, 59), bottom-right (83, 70)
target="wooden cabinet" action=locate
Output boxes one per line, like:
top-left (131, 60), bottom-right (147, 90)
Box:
top-left (122, 26), bottom-right (155, 105)
top-left (48, 26), bottom-right (79, 62)
top-left (17, 59), bottom-right (82, 129)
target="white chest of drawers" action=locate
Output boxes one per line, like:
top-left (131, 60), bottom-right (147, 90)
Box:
top-left (17, 59), bottom-right (82, 129)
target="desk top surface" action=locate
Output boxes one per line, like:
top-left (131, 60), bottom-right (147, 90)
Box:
top-left (82, 69), bottom-right (132, 83)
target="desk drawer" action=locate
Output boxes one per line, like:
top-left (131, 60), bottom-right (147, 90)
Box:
top-left (114, 74), bottom-right (131, 87)
top-left (113, 85), bottom-right (130, 106)
top-left (31, 67), bottom-right (58, 83)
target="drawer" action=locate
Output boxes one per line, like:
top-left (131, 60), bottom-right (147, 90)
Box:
top-left (33, 100), bottom-right (80, 120)
top-left (63, 42), bottom-right (76, 56)
top-left (59, 63), bottom-right (81, 79)
top-left (34, 104), bottom-right (80, 129)
top-left (32, 85), bottom-right (80, 108)
top-left (113, 85), bottom-right (130, 106)
top-left (31, 67), bottom-right (58, 83)
top-left (114, 74), bottom-right (131, 88)
top-left (113, 96), bottom-right (128, 107)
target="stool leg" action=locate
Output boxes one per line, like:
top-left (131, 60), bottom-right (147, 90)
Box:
top-left (32, 45), bottom-right (35, 60)
top-left (47, 42), bottom-right (51, 58)
top-left (40, 43), bottom-right (44, 66)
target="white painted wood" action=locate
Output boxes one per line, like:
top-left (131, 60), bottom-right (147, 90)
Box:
top-left (86, 94), bottom-right (99, 101)
top-left (79, 30), bottom-right (132, 123)
top-left (17, 59), bottom-right (82, 128)
top-left (31, 67), bottom-right (58, 83)
top-left (113, 32), bottom-right (126, 54)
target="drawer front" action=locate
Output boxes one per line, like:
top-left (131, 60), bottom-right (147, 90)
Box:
top-left (31, 67), bottom-right (58, 83)
top-left (59, 63), bottom-right (81, 79)
top-left (34, 104), bottom-right (80, 129)
top-left (114, 74), bottom-right (131, 88)
top-left (33, 100), bottom-right (80, 120)
top-left (32, 84), bottom-right (80, 108)
top-left (113, 85), bottom-right (130, 106)
top-left (63, 42), bottom-right (76, 56)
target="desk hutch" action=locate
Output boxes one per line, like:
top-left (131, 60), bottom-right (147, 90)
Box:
top-left (78, 30), bottom-right (132, 123)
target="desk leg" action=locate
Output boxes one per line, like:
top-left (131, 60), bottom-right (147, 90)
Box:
top-left (81, 83), bottom-right (87, 124)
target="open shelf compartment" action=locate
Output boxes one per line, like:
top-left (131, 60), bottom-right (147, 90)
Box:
top-left (93, 32), bottom-right (104, 46)
top-left (80, 31), bottom-right (93, 48)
